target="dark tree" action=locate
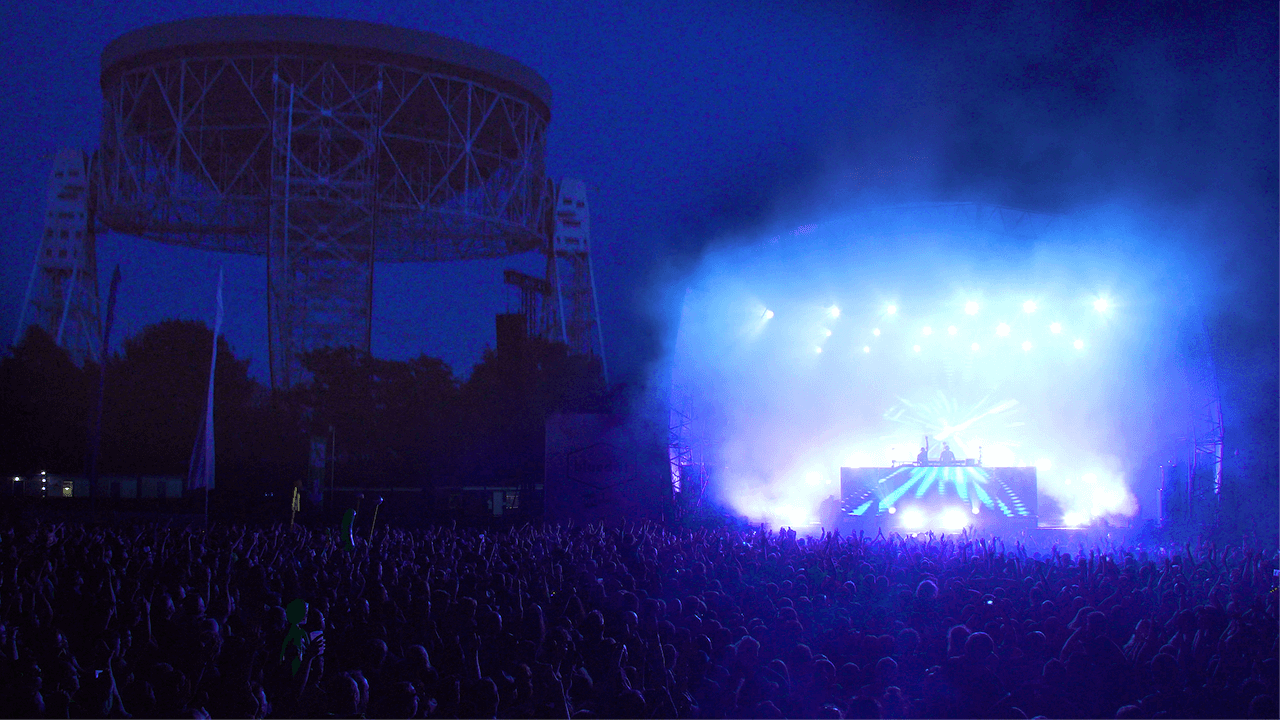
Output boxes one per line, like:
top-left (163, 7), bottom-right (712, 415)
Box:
top-left (0, 327), bottom-right (93, 475)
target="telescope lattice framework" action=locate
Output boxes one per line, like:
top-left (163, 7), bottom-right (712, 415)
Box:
top-left (95, 16), bottom-right (556, 387)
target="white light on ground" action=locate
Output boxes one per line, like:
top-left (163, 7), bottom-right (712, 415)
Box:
top-left (948, 326), bottom-right (957, 335)
top-left (996, 323), bottom-right (1010, 337)
top-left (922, 326), bottom-right (933, 336)
top-left (940, 507), bottom-right (968, 530)
top-left (1074, 339), bottom-right (1085, 350)
top-left (965, 301), bottom-right (979, 315)
top-left (1023, 300), bottom-right (1038, 313)
top-left (1021, 340), bottom-right (1032, 351)
top-left (886, 304), bottom-right (897, 315)
top-left (900, 507), bottom-right (925, 529)
top-left (1050, 322), bottom-right (1062, 334)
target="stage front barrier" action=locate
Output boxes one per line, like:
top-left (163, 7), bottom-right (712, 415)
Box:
top-left (840, 465), bottom-right (1037, 533)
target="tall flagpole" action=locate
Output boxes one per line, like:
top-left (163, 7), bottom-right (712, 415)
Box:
top-left (189, 268), bottom-right (223, 530)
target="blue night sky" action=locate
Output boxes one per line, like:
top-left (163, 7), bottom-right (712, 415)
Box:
top-left (0, 0), bottom-right (1275, 429)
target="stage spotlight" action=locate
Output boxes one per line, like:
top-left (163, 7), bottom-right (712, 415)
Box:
top-left (1050, 322), bottom-right (1062, 334)
top-left (1093, 297), bottom-right (1111, 312)
top-left (886, 304), bottom-right (898, 315)
top-left (947, 325), bottom-right (957, 335)
top-left (1073, 339), bottom-right (1085, 350)
top-left (815, 346), bottom-right (823, 353)
top-left (1036, 458), bottom-right (1052, 471)
top-left (872, 328), bottom-right (881, 336)
top-left (824, 328), bottom-right (833, 337)
top-left (763, 309), bottom-right (775, 320)
top-left (887, 506), bottom-right (897, 514)
top-left (940, 507), bottom-right (968, 530)
top-left (1023, 300), bottom-right (1038, 314)
top-left (996, 323), bottom-right (1010, 337)
top-left (965, 301), bottom-right (979, 315)
top-left (1021, 340), bottom-right (1032, 351)
top-left (1063, 512), bottom-right (1088, 528)
top-left (863, 345), bottom-right (871, 353)
top-left (913, 344), bottom-right (921, 353)
top-left (828, 305), bottom-right (841, 318)
top-left (1082, 473), bottom-right (1097, 484)
top-left (971, 342), bottom-right (980, 352)
top-left (900, 507), bottom-right (925, 529)
top-left (922, 326), bottom-right (933, 336)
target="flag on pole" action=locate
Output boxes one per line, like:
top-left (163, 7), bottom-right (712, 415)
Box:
top-left (188, 268), bottom-right (223, 493)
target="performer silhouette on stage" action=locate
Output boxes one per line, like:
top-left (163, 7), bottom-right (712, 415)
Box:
top-left (916, 447), bottom-right (930, 465)
top-left (939, 443), bottom-right (956, 464)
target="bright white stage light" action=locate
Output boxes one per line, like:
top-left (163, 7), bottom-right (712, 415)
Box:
top-left (887, 506), bottom-right (897, 514)
top-left (815, 346), bottom-right (823, 353)
top-left (1093, 297), bottom-right (1111, 312)
top-left (1036, 458), bottom-right (1052, 471)
top-left (824, 328), bottom-right (833, 337)
top-left (863, 345), bottom-right (871, 353)
top-left (922, 326), bottom-right (933, 336)
top-left (996, 323), bottom-right (1010, 337)
top-left (913, 344), bottom-right (921, 353)
top-left (886, 304), bottom-right (897, 315)
top-left (1082, 473), bottom-right (1097, 484)
top-left (965, 301), bottom-right (979, 315)
top-left (940, 507), bottom-right (968, 530)
top-left (971, 342), bottom-right (980, 352)
top-left (900, 507), bottom-right (925, 529)
top-left (806, 471), bottom-right (821, 486)
top-left (828, 305), bottom-right (841, 318)
top-left (764, 309), bottom-right (775, 320)
top-left (1021, 340), bottom-right (1032, 351)
top-left (971, 506), bottom-right (980, 514)
top-left (1050, 322), bottom-right (1062, 334)
top-left (1023, 300), bottom-right (1038, 314)
top-left (1063, 512), bottom-right (1088, 528)
top-left (947, 325), bottom-right (957, 335)
top-left (872, 328), bottom-right (881, 336)
top-left (1073, 339), bottom-right (1085, 350)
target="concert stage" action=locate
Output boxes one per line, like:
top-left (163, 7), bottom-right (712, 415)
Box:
top-left (839, 465), bottom-right (1037, 533)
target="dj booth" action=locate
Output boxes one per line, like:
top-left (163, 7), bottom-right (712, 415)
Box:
top-left (838, 464), bottom-right (1037, 533)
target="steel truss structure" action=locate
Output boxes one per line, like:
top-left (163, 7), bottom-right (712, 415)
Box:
top-left (547, 179), bottom-right (608, 380)
top-left (1185, 322), bottom-right (1224, 524)
top-left (94, 17), bottom-right (556, 387)
top-left (14, 149), bottom-right (101, 365)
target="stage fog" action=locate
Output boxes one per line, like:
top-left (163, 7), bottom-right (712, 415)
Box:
top-left (665, 204), bottom-right (1211, 531)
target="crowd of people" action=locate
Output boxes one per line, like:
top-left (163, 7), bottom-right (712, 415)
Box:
top-left (0, 515), bottom-right (1275, 718)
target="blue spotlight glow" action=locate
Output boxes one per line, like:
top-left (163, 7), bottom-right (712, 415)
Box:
top-left (996, 323), bottom-right (1011, 337)
top-left (863, 345), bottom-right (870, 353)
top-left (886, 304), bottom-right (898, 315)
top-left (1093, 297), bottom-right (1111, 313)
top-left (1023, 300), bottom-right (1038, 313)
top-left (940, 507), bottom-right (968, 530)
top-left (764, 309), bottom-right (774, 320)
top-left (872, 328), bottom-right (881, 336)
top-left (1073, 339), bottom-right (1085, 350)
top-left (922, 326), bottom-right (933, 336)
top-left (824, 328), bottom-right (833, 337)
top-left (1050, 322), bottom-right (1062, 334)
top-left (815, 346), bottom-right (823, 354)
top-left (900, 507), bottom-right (925, 529)
top-left (965, 301), bottom-right (979, 315)
top-left (828, 305), bottom-right (841, 318)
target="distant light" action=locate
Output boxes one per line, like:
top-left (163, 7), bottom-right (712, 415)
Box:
top-left (996, 323), bottom-right (1011, 337)
top-left (965, 301), bottom-right (979, 315)
top-left (872, 328), bottom-right (881, 336)
top-left (1023, 300), bottom-right (1038, 314)
top-left (886, 304), bottom-right (897, 315)
top-left (1083, 473), bottom-right (1097, 484)
top-left (1050, 322), bottom-right (1062, 334)
top-left (824, 328), bottom-right (833, 337)
top-left (940, 507), bottom-right (968, 530)
top-left (863, 345), bottom-right (871, 353)
top-left (828, 305), bottom-right (841, 318)
top-left (815, 346), bottom-right (823, 354)
top-left (1073, 339), bottom-right (1085, 350)
top-left (971, 506), bottom-right (980, 514)
top-left (764, 309), bottom-right (775, 320)
top-left (1093, 297), bottom-right (1111, 313)
top-left (947, 325), bottom-right (958, 335)
top-left (913, 344), bottom-right (921, 353)
top-left (41, 471), bottom-right (46, 475)
top-left (900, 507), bottom-right (925, 529)
top-left (971, 342), bottom-right (980, 352)
top-left (1021, 340), bottom-right (1032, 351)
top-left (887, 506), bottom-right (897, 514)
top-left (922, 326), bottom-right (933, 336)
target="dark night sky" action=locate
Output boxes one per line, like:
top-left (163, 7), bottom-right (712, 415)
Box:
top-left (1, 2), bottom-right (1275, 463)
